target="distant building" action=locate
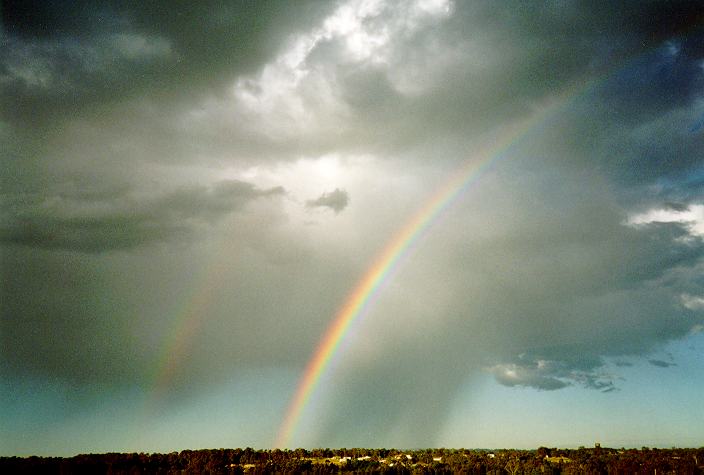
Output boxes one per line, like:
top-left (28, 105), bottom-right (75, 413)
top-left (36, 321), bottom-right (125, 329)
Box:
top-left (546, 456), bottom-right (572, 464)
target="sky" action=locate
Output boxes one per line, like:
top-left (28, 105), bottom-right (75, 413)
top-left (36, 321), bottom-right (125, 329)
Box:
top-left (2, 0), bottom-right (704, 455)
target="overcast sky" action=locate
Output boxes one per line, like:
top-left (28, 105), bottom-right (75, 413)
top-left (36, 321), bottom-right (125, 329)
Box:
top-left (2, 0), bottom-right (704, 455)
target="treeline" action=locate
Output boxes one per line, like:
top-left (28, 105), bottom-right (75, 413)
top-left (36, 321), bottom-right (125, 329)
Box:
top-left (2, 446), bottom-right (703, 474)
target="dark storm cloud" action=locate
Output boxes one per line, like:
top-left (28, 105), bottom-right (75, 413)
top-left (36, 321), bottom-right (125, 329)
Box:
top-left (0, 180), bottom-right (284, 252)
top-left (193, 0), bottom-right (704, 184)
top-left (1, 0), bottom-right (335, 124)
top-left (522, 30), bottom-right (704, 205)
top-left (333, 1), bottom-right (704, 145)
top-left (306, 188), bottom-right (349, 214)
top-left (5, 0), bottom-right (703, 178)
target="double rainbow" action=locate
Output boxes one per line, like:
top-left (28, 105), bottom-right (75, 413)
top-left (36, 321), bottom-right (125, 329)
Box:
top-left (134, 19), bottom-right (702, 449)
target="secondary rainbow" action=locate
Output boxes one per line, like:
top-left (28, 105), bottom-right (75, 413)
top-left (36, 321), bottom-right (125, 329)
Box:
top-left (144, 255), bottom-right (231, 414)
top-left (274, 82), bottom-right (588, 448)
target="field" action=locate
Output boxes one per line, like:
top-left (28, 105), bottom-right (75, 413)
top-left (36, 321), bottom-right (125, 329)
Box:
top-left (2, 446), bottom-right (703, 474)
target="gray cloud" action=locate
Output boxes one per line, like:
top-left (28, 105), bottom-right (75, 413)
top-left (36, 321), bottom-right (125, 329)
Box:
top-left (489, 362), bottom-right (572, 391)
top-left (648, 359), bottom-right (676, 368)
top-left (0, 180), bottom-right (284, 252)
top-left (614, 360), bottom-right (634, 367)
top-left (665, 202), bottom-right (691, 212)
top-left (489, 356), bottom-right (619, 393)
top-left (306, 188), bottom-right (349, 214)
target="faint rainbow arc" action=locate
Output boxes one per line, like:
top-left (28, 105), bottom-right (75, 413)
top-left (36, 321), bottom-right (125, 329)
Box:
top-left (274, 84), bottom-right (585, 448)
top-left (144, 255), bottom-right (230, 414)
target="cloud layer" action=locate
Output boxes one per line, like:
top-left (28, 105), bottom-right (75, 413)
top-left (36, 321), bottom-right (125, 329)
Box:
top-left (1, 181), bottom-right (284, 252)
top-left (2, 0), bottom-right (704, 451)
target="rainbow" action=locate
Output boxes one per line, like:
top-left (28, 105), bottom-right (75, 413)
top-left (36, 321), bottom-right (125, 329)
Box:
top-left (145, 255), bottom-right (231, 413)
top-left (274, 82), bottom-right (588, 448)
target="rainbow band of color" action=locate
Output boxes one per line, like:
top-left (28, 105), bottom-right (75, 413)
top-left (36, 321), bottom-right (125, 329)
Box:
top-left (274, 84), bottom-right (585, 448)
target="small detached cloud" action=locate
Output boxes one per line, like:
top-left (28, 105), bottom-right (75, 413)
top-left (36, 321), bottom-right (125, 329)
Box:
top-left (648, 359), bottom-right (677, 368)
top-left (489, 357), bottom-right (616, 393)
top-left (306, 188), bottom-right (349, 214)
top-left (489, 362), bottom-right (571, 391)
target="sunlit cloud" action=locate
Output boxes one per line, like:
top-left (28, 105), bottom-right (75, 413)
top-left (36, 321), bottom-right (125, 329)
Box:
top-left (628, 203), bottom-right (704, 236)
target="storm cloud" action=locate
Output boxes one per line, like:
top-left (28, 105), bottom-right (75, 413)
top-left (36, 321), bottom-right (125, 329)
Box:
top-left (2, 0), bottom-right (704, 453)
